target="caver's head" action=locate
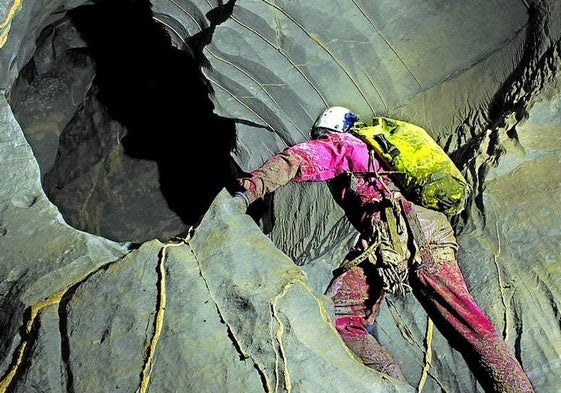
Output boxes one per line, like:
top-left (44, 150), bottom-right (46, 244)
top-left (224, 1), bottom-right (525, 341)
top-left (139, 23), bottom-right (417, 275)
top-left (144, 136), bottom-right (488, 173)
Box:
top-left (311, 106), bottom-right (360, 139)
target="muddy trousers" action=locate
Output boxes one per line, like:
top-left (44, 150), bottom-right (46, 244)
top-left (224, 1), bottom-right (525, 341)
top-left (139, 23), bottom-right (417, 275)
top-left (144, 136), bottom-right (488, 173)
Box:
top-left (326, 256), bottom-right (535, 393)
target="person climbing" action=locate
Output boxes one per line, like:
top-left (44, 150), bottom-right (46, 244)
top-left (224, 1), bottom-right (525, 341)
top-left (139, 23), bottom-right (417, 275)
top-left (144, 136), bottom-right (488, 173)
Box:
top-left (232, 106), bottom-right (535, 392)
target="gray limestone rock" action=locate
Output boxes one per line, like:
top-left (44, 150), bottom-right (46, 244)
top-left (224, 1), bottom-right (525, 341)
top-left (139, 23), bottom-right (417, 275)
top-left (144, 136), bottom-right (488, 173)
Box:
top-left (1, 0), bottom-right (560, 392)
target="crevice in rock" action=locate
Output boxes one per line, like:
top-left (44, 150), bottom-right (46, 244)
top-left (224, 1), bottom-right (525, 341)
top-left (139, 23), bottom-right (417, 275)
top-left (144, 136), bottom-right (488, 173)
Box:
top-left (0, 259), bottom-right (120, 393)
top-left (186, 237), bottom-right (266, 383)
top-left (0, 287), bottom-right (67, 392)
top-left (511, 295), bottom-right (524, 368)
top-left (0, 308), bottom-right (41, 393)
top-left (0, 280), bottom-right (27, 367)
top-left (491, 221), bottom-right (511, 342)
top-left (59, 285), bottom-right (77, 393)
top-left (199, 290), bottom-right (249, 359)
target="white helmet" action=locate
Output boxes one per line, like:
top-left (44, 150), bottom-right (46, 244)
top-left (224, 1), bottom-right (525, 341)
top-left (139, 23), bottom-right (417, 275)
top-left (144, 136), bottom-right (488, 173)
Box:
top-left (312, 106), bottom-right (359, 133)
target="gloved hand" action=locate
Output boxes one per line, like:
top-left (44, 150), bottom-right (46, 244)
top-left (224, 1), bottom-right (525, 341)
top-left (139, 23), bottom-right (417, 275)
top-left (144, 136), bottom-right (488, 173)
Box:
top-left (232, 191), bottom-right (250, 214)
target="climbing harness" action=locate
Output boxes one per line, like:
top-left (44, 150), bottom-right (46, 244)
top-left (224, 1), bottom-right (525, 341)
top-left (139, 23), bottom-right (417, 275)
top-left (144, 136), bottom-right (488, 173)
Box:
top-left (337, 150), bottom-right (436, 297)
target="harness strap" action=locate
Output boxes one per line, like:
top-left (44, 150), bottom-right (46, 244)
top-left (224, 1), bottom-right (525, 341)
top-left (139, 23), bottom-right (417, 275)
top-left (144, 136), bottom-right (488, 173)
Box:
top-left (399, 199), bottom-right (435, 266)
top-left (379, 199), bottom-right (410, 296)
top-left (336, 150), bottom-right (435, 295)
top-left (384, 203), bottom-right (403, 256)
top-left (333, 237), bottom-right (382, 276)
top-left (335, 198), bottom-right (411, 296)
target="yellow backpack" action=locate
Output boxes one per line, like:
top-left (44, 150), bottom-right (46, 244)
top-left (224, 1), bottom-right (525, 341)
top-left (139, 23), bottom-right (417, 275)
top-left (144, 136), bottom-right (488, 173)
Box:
top-left (351, 116), bottom-right (470, 216)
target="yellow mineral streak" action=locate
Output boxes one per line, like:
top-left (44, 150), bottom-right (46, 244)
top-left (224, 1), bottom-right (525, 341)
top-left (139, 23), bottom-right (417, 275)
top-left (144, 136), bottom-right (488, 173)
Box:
top-left (269, 276), bottom-right (364, 393)
top-left (137, 236), bottom-right (189, 393)
top-left (417, 317), bottom-right (434, 393)
top-left (271, 281), bottom-right (295, 392)
top-left (0, 233), bottom-right (189, 393)
top-left (296, 278), bottom-right (362, 363)
top-left (0, 288), bottom-right (67, 393)
top-left (0, 0), bottom-right (23, 48)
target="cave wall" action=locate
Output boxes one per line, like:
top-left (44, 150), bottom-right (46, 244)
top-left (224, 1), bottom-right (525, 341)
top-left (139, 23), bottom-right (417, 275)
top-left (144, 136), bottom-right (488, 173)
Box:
top-left (1, 0), bottom-right (560, 392)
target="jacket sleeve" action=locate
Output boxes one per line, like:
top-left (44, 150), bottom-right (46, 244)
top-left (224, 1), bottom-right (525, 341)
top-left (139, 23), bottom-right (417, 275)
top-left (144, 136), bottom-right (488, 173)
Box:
top-left (238, 133), bottom-right (369, 204)
top-left (238, 149), bottom-right (303, 204)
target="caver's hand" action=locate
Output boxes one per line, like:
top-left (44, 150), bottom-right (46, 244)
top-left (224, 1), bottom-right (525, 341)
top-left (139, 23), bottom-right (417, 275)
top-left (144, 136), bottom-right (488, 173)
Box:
top-left (232, 191), bottom-right (250, 214)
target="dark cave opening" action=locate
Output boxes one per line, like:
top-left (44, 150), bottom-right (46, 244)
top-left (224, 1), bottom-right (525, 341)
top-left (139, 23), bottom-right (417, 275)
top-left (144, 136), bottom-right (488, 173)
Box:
top-left (10, 0), bottom-right (242, 242)
top-left (67, 0), bottom-right (240, 223)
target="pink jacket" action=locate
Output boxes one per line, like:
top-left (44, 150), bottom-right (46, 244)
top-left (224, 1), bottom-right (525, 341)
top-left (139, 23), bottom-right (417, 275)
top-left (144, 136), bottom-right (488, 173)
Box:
top-left (238, 132), bottom-right (398, 234)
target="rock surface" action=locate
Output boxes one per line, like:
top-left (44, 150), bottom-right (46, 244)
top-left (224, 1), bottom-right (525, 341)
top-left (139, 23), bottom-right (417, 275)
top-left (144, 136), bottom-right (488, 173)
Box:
top-left (1, 0), bottom-right (560, 392)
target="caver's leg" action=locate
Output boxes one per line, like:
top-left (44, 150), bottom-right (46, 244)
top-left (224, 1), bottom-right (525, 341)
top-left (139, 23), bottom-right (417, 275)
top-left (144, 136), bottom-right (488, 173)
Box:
top-left (326, 264), bottom-right (405, 381)
top-left (412, 251), bottom-right (535, 393)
